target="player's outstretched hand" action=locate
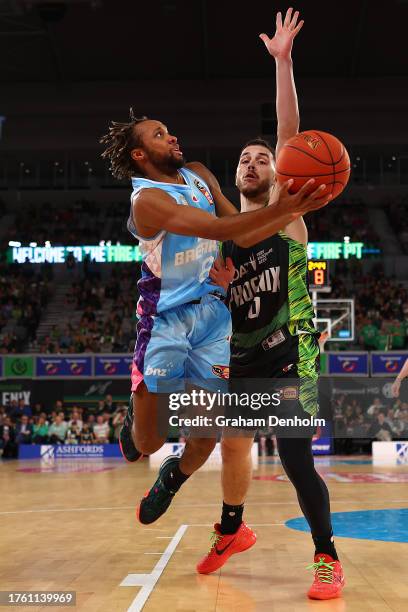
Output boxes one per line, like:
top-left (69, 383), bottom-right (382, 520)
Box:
top-left (259, 7), bottom-right (304, 60)
top-left (275, 179), bottom-right (332, 217)
top-left (209, 255), bottom-right (235, 291)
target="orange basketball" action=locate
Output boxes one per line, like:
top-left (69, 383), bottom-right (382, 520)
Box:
top-left (275, 130), bottom-right (351, 200)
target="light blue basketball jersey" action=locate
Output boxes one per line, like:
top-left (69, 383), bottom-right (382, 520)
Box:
top-left (128, 167), bottom-right (223, 315)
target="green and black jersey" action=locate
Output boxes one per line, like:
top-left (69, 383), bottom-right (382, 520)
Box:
top-left (223, 232), bottom-right (319, 378)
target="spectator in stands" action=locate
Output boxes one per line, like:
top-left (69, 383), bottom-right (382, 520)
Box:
top-left (390, 318), bottom-right (406, 349)
top-left (368, 412), bottom-right (393, 441)
top-left (367, 397), bottom-right (384, 417)
top-left (80, 423), bottom-right (95, 444)
top-left (359, 318), bottom-right (378, 350)
top-left (15, 415), bottom-right (33, 445)
top-left (0, 416), bottom-right (17, 458)
top-left (6, 400), bottom-right (18, 418)
top-left (66, 424), bottom-right (80, 444)
top-left (93, 414), bottom-right (110, 443)
top-left (48, 414), bottom-right (68, 444)
top-left (32, 415), bottom-right (49, 443)
top-left (54, 400), bottom-right (64, 413)
top-left (112, 405), bottom-right (126, 442)
top-left (32, 402), bottom-right (43, 418)
top-left (87, 414), bottom-right (96, 429)
top-left (68, 408), bottom-right (83, 433)
top-left (104, 394), bottom-right (116, 412)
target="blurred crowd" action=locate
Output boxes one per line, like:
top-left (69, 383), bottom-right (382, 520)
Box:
top-left (1, 197), bottom-right (406, 353)
top-left (0, 394), bottom-right (128, 459)
top-left (332, 394), bottom-right (408, 453)
top-left (307, 198), bottom-right (380, 247)
top-left (329, 264), bottom-right (408, 350)
top-left (38, 265), bottom-right (139, 353)
top-left (6, 200), bottom-right (114, 247)
top-left (0, 261), bottom-right (53, 353)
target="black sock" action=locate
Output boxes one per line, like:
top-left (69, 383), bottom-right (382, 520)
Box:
top-left (162, 463), bottom-right (190, 493)
top-left (312, 535), bottom-right (339, 561)
top-left (220, 502), bottom-right (244, 535)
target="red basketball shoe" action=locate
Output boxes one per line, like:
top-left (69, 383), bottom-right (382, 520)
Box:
top-left (196, 522), bottom-right (256, 574)
top-left (307, 553), bottom-right (345, 600)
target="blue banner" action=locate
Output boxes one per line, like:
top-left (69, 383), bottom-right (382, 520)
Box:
top-left (19, 444), bottom-right (122, 460)
top-left (36, 356), bottom-right (93, 377)
top-left (371, 353), bottom-right (408, 376)
top-left (328, 353), bottom-right (368, 376)
top-left (312, 423), bottom-right (333, 455)
top-left (95, 356), bottom-right (133, 377)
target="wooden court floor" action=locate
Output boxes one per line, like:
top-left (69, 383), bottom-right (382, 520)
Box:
top-left (1, 454), bottom-right (408, 612)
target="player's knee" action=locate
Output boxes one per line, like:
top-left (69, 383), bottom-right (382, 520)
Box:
top-left (133, 435), bottom-right (165, 455)
top-left (186, 437), bottom-right (216, 458)
top-left (221, 437), bottom-right (253, 461)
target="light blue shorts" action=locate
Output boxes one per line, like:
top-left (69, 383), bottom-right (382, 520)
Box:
top-left (131, 294), bottom-right (231, 393)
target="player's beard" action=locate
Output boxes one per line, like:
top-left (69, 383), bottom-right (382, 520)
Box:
top-left (237, 176), bottom-right (272, 199)
top-left (148, 149), bottom-right (185, 173)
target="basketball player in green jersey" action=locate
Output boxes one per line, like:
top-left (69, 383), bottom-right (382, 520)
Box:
top-left (199, 8), bottom-right (345, 600)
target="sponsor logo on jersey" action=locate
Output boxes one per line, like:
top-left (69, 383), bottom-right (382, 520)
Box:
top-left (280, 386), bottom-right (299, 400)
top-left (229, 266), bottom-right (280, 308)
top-left (233, 254), bottom-right (257, 281)
top-left (212, 364), bottom-right (230, 380)
top-left (174, 239), bottom-right (218, 266)
top-left (262, 329), bottom-right (286, 351)
top-left (194, 178), bottom-right (214, 205)
top-left (145, 365), bottom-right (167, 377)
top-left (257, 247), bottom-right (273, 265)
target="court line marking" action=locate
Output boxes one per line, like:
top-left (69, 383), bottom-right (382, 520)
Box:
top-left (144, 551), bottom-right (181, 555)
top-left (120, 522), bottom-right (293, 610)
top-left (2, 500), bottom-right (408, 515)
top-left (122, 524), bottom-right (188, 612)
top-left (187, 523), bottom-right (285, 527)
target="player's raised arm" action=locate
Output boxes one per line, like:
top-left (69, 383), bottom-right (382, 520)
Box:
top-left (260, 7), bottom-right (303, 157)
top-left (260, 7), bottom-right (308, 244)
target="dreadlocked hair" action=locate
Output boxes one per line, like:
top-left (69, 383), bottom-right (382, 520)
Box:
top-left (100, 109), bottom-right (149, 180)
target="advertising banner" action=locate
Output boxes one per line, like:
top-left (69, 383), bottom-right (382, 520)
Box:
top-left (19, 444), bottom-right (122, 460)
top-left (36, 356), bottom-right (93, 377)
top-left (328, 353), bottom-right (368, 376)
top-left (0, 379), bottom-right (32, 406)
top-left (94, 356), bottom-right (133, 377)
top-left (371, 352), bottom-right (408, 376)
top-left (4, 355), bottom-right (34, 378)
top-left (311, 423), bottom-right (333, 455)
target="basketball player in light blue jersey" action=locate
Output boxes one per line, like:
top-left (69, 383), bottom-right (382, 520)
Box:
top-left (100, 113), bottom-right (329, 524)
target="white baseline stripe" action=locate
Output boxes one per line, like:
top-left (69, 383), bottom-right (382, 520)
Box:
top-left (123, 524), bottom-right (188, 612)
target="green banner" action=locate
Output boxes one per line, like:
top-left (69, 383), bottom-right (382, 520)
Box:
top-left (320, 353), bottom-right (328, 375)
top-left (4, 356), bottom-right (34, 378)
